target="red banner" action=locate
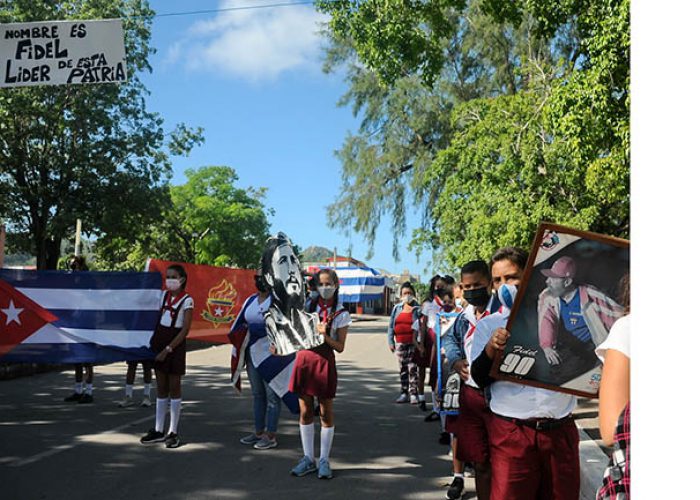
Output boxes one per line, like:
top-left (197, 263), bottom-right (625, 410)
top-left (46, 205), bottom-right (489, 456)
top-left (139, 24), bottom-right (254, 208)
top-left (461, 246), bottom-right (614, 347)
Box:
top-left (146, 259), bottom-right (256, 344)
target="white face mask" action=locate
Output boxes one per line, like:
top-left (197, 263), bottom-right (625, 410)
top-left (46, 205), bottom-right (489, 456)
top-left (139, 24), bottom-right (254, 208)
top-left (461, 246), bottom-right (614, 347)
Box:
top-left (166, 278), bottom-right (182, 291)
top-left (402, 294), bottom-right (415, 304)
top-left (318, 285), bottom-right (336, 300)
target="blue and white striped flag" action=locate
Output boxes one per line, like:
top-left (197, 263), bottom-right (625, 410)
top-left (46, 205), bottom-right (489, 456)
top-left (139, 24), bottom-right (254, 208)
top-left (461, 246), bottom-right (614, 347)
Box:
top-left (229, 294), bottom-right (300, 414)
top-left (0, 269), bottom-right (161, 363)
top-left (334, 265), bottom-right (386, 303)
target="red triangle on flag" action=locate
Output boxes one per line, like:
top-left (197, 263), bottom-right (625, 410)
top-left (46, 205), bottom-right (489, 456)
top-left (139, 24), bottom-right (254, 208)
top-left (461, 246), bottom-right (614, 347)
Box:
top-left (0, 279), bottom-right (58, 357)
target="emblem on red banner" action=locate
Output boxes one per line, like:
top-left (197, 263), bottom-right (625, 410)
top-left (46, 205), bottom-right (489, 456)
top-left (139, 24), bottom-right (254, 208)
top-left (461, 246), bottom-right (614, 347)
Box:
top-left (201, 279), bottom-right (238, 325)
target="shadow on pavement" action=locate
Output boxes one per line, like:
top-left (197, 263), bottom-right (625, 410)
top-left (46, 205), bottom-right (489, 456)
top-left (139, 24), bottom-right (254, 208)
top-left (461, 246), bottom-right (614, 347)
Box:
top-left (1, 345), bottom-right (455, 500)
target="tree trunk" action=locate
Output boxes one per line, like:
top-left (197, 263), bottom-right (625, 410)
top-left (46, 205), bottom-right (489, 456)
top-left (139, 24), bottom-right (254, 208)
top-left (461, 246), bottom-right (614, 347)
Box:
top-left (35, 234), bottom-right (61, 270)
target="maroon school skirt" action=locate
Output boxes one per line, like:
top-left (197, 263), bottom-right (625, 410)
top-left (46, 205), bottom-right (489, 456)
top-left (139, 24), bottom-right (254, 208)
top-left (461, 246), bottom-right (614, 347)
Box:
top-left (289, 343), bottom-right (337, 399)
top-left (415, 328), bottom-right (435, 369)
top-left (150, 324), bottom-right (186, 375)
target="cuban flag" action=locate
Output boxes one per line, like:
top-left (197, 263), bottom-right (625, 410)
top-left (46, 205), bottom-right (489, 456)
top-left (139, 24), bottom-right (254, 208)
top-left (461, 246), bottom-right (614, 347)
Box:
top-left (229, 294), bottom-right (299, 414)
top-left (0, 269), bottom-right (161, 363)
top-left (333, 265), bottom-right (385, 303)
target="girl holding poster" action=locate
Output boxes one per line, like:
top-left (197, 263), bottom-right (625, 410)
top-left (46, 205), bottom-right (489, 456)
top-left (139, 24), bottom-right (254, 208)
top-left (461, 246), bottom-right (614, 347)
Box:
top-left (288, 268), bottom-right (351, 480)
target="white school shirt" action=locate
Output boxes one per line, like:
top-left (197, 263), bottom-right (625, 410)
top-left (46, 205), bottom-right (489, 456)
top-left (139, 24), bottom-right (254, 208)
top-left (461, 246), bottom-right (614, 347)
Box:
top-left (595, 314), bottom-right (630, 362)
top-left (159, 291), bottom-right (194, 328)
top-left (472, 312), bottom-right (576, 419)
top-left (422, 299), bottom-right (441, 331)
top-left (315, 304), bottom-right (352, 340)
top-left (462, 304), bottom-right (488, 389)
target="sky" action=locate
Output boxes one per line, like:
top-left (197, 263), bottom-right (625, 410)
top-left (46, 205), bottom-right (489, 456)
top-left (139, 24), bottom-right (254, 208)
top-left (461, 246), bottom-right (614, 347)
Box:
top-left (142, 0), bottom-right (434, 279)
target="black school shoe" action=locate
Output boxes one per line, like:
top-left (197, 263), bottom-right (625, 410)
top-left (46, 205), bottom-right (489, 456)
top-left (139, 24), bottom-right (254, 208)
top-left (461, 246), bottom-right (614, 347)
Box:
top-left (165, 433), bottom-right (181, 449)
top-left (140, 429), bottom-right (166, 444)
top-left (64, 392), bottom-right (82, 402)
top-left (439, 431), bottom-right (451, 445)
top-left (446, 476), bottom-right (464, 500)
top-left (424, 411), bottom-right (440, 422)
top-left (78, 394), bottom-right (93, 404)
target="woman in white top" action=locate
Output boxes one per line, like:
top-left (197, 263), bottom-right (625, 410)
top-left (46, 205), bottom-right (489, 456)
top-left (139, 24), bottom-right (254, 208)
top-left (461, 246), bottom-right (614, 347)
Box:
top-left (596, 274), bottom-right (630, 445)
top-left (595, 274), bottom-right (630, 498)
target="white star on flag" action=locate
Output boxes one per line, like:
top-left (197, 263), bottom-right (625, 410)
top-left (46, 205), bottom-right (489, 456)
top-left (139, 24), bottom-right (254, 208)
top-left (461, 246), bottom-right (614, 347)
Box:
top-left (2, 300), bottom-right (24, 325)
top-left (215, 307), bottom-right (224, 317)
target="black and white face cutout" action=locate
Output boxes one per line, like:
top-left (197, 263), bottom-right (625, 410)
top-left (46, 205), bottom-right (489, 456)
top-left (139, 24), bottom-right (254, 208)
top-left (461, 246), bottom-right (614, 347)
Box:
top-left (260, 232), bottom-right (322, 355)
top-left (271, 244), bottom-right (302, 299)
top-left (262, 234), bottom-right (305, 311)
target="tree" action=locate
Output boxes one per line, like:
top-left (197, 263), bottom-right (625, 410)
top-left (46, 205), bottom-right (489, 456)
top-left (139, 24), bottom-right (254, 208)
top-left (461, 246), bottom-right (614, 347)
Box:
top-left (319, 0), bottom-right (629, 267)
top-left (93, 166), bottom-right (272, 270)
top-left (0, 0), bottom-right (203, 269)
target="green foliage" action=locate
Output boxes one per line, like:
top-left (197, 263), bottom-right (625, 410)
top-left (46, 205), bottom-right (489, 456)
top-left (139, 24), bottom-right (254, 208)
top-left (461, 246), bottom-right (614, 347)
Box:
top-left (93, 166), bottom-right (272, 270)
top-left (321, 0), bottom-right (629, 268)
top-left (323, 0), bottom-right (571, 260)
top-left (318, 0), bottom-right (467, 87)
top-left (0, 0), bottom-right (203, 269)
top-left (412, 281), bottom-right (430, 302)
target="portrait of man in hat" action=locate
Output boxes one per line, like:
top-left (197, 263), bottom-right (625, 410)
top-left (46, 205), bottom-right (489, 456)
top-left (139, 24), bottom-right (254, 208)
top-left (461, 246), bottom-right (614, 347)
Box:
top-left (537, 256), bottom-right (624, 385)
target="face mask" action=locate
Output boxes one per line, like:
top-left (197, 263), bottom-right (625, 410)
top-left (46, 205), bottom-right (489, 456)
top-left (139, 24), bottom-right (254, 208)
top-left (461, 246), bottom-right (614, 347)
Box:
top-left (442, 304), bottom-right (454, 312)
top-left (165, 278), bottom-right (182, 291)
top-left (254, 276), bottom-right (267, 292)
top-left (463, 287), bottom-right (490, 308)
top-left (318, 285), bottom-right (336, 300)
top-left (498, 284), bottom-right (518, 311)
top-left (402, 294), bottom-right (415, 304)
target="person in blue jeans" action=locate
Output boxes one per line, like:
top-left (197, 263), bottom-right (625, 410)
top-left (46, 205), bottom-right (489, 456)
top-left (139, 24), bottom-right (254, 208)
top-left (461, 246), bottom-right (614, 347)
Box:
top-left (237, 269), bottom-right (282, 450)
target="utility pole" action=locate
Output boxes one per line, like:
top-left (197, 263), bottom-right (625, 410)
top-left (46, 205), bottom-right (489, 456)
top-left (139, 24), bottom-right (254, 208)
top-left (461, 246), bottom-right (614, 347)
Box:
top-left (0, 223), bottom-right (6, 268)
top-left (74, 219), bottom-right (82, 256)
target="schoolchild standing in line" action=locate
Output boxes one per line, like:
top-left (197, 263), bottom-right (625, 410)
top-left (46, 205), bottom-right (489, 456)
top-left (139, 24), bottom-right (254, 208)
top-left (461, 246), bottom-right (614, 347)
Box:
top-left (288, 268), bottom-right (351, 480)
top-left (387, 282), bottom-right (421, 403)
top-left (443, 260), bottom-right (497, 500)
top-left (118, 360), bottom-right (153, 408)
top-left (417, 275), bottom-right (446, 414)
top-left (140, 265), bottom-right (193, 449)
top-left (63, 255), bottom-right (96, 404)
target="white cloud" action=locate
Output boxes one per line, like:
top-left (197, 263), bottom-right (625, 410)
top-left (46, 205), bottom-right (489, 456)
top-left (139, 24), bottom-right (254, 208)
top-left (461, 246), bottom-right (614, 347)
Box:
top-left (167, 0), bottom-right (328, 82)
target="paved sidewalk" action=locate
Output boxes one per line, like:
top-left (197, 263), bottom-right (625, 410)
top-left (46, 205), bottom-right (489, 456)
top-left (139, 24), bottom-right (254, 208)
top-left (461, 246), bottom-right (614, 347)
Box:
top-left (0, 317), bottom-right (607, 499)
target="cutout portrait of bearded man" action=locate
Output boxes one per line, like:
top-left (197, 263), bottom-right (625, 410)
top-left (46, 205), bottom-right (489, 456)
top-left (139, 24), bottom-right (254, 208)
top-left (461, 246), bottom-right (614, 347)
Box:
top-left (261, 232), bottom-right (323, 355)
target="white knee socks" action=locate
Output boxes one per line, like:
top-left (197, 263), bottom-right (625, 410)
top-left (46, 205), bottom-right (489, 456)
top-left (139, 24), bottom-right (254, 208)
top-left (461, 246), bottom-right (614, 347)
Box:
top-left (320, 426), bottom-right (335, 461)
top-left (168, 399), bottom-right (182, 435)
top-left (155, 398), bottom-right (168, 433)
top-left (300, 423), bottom-right (314, 460)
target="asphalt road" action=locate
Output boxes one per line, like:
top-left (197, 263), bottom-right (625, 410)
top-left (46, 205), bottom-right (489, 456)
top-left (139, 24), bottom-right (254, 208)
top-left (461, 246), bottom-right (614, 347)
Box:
top-left (0, 317), bottom-right (607, 500)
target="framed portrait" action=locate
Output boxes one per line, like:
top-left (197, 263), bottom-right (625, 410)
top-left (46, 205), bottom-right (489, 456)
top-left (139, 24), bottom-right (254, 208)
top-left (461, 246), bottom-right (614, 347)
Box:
top-left (490, 223), bottom-right (629, 398)
top-left (435, 312), bottom-right (462, 415)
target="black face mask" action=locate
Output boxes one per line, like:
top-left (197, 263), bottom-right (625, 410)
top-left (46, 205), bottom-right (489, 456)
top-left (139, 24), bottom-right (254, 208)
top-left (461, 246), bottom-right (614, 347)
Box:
top-left (254, 276), bottom-right (267, 292)
top-left (463, 287), bottom-right (490, 308)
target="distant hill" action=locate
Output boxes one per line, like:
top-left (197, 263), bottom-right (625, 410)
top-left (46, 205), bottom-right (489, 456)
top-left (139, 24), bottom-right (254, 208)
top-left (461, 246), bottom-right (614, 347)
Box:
top-left (301, 246), bottom-right (333, 262)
